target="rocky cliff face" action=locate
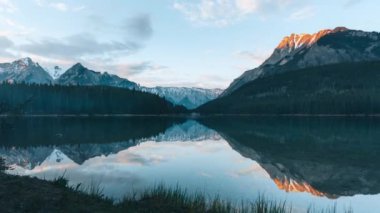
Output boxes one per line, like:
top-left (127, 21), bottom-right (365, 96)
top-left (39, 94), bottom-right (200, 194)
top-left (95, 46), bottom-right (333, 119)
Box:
top-left (223, 27), bottom-right (380, 95)
top-left (0, 58), bottom-right (53, 84)
top-left (56, 63), bottom-right (139, 90)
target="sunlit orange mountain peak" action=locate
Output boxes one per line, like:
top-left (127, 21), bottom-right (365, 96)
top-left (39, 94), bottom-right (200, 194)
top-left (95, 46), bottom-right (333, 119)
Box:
top-left (273, 177), bottom-right (337, 199)
top-left (277, 27), bottom-right (349, 50)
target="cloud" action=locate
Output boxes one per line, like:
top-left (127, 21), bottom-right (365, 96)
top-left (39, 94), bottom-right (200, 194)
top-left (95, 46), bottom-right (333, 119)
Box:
top-left (125, 14), bottom-right (153, 39)
top-left (0, 13), bottom-right (156, 79)
top-left (0, 0), bottom-right (16, 13)
top-left (86, 14), bottom-right (154, 40)
top-left (35, 0), bottom-right (85, 12)
top-left (0, 36), bottom-right (14, 57)
top-left (0, 36), bottom-right (13, 48)
top-left (288, 6), bottom-right (316, 20)
top-left (344, 0), bottom-right (363, 8)
top-left (19, 33), bottom-right (141, 60)
top-left (50, 2), bottom-right (68, 11)
top-left (2, 18), bottom-right (34, 36)
top-left (235, 50), bottom-right (269, 64)
top-left (173, 0), bottom-right (293, 26)
top-left (114, 61), bottom-right (168, 76)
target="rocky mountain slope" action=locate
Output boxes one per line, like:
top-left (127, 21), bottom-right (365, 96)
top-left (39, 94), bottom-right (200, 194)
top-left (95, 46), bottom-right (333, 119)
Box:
top-left (141, 87), bottom-right (222, 109)
top-left (0, 58), bottom-right (53, 84)
top-left (223, 27), bottom-right (380, 96)
top-left (0, 58), bottom-right (221, 109)
top-left (55, 63), bottom-right (222, 109)
top-left (56, 63), bottom-right (139, 90)
top-left (198, 27), bottom-right (380, 114)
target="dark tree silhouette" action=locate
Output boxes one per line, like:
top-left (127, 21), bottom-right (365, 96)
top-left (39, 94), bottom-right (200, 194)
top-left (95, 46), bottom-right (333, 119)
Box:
top-left (0, 83), bottom-right (186, 115)
top-left (198, 61), bottom-right (380, 115)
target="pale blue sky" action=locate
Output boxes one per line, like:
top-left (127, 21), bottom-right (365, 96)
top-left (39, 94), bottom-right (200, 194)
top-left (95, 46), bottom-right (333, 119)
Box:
top-left (0, 0), bottom-right (379, 88)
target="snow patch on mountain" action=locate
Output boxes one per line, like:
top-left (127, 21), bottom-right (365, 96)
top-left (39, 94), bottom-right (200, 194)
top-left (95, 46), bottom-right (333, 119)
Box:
top-left (55, 63), bottom-right (139, 90)
top-left (0, 58), bottom-right (53, 84)
top-left (141, 87), bottom-right (223, 109)
top-left (0, 58), bottom-right (223, 109)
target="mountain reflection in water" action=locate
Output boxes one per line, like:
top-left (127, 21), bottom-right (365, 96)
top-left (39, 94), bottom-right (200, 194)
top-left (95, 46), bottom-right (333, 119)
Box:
top-left (1, 116), bottom-right (380, 212)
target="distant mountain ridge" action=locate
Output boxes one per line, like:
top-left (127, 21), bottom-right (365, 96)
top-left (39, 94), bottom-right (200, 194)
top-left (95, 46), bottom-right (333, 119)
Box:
top-left (0, 58), bottom-right (53, 85)
top-left (56, 63), bottom-right (139, 90)
top-left (223, 27), bottom-right (380, 95)
top-left (0, 58), bottom-right (222, 109)
top-left (141, 87), bottom-right (222, 109)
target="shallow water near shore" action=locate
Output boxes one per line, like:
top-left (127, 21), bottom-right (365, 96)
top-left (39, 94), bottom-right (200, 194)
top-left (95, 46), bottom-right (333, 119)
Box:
top-left (1, 116), bottom-right (380, 212)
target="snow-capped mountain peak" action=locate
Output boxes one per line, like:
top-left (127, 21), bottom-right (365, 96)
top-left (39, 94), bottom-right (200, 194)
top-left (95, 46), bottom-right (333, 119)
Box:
top-left (17, 57), bottom-right (37, 67)
top-left (0, 58), bottom-right (223, 109)
top-left (141, 86), bottom-right (223, 109)
top-left (42, 149), bottom-right (75, 165)
top-left (0, 57), bottom-right (53, 84)
top-left (9, 57), bottom-right (39, 73)
top-left (56, 63), bottom-right (139, 90)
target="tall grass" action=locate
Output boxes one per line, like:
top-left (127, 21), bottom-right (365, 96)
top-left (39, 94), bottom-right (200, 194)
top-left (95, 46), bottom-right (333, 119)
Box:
top-left (118, 184), bottom-right (292, 213)
top-left (47, 176), bottom-right (353, 213)
top-left (307, 204), bottom-right (353, 213)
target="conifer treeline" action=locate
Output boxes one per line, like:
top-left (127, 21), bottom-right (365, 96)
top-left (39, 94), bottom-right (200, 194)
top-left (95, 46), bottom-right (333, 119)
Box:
top-left (197, 61), bottom-right (380, 114)
top-left (0, 83), bottom-right (186, 115)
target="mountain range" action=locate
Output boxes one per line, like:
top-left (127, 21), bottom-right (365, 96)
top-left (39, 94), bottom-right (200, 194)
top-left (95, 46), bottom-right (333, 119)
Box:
top-left (198, 27), bottom-right (380, 114)
top-left (222, 27), bottom-right (380, 96)
top-left (0, 59), bottom-right (222, 109)
top-left (2, 27), bottom-right (380, 114)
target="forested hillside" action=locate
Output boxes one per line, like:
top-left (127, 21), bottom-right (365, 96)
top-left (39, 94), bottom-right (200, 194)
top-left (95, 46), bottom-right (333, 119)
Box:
top-left (0, 83), bottom-right (186, 115)
top-left (197, 61), bottom-right (380, 115)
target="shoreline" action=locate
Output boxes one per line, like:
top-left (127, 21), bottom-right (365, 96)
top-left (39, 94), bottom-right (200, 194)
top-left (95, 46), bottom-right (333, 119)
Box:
top-left (0, 172), bottom-right (296, 213)
top-left (0, 113), bottom-right (380, 118)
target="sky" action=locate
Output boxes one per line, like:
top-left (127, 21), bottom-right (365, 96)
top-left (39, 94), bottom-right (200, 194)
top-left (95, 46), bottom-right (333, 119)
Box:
top-left (0, 0), bottom-right (379, 89)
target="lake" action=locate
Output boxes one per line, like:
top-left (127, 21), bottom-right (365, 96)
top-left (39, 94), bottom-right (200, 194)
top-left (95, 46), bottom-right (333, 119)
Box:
top-left (1, 116), bottom-right (380, 212)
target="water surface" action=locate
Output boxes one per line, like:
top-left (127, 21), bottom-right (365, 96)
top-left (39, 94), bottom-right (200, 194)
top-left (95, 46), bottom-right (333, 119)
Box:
top-left (1, 116), bottom-right (380, 212)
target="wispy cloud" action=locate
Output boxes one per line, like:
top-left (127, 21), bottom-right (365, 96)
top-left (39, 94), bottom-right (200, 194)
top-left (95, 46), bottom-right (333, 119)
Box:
top-left (173, 0), bottom-right (293, 26)
top-left (86, 14), bottom-right (154, 40)
top-left (19, 33), bottom-right (141, 60)
top-left (0, 36), bottom-right (15, 57)
top-left (2, 18), bottom-right (34, 36)
top-left (0, 13), bottom-right (155, 75)
top-left (234, 50), bottom-right (269, 64)
top-left (0, 0), bottom-right (16, 13)
top-left (35, 0), bottom-right (85, 12)
top-left (344, 0), bottom-right (363, 8)
top-left (125, 14), bottom-right (153, 40)
top-left (113, 61), bottom-right (168, 76)
top-left (288, 6), bottom-right (316, 21)
top-left (50, 2), bottom-right (68, 11)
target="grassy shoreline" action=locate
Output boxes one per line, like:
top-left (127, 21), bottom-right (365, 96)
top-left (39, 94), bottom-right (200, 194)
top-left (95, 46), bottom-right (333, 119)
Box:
top-left (0, 172), bottom-right (292, 213)
top-left (0, 171), bottom-right (354, 213)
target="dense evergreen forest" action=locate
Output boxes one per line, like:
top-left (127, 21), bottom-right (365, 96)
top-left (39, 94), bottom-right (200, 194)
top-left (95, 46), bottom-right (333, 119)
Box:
top-left (197, 61), bottom-right (380, 114)
top-left (0, 83), bottom-right (186, 115)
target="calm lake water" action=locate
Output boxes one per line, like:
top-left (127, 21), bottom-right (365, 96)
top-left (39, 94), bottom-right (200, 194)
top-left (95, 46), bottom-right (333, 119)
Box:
top-left (1, 116), bottom-right (380, 212)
